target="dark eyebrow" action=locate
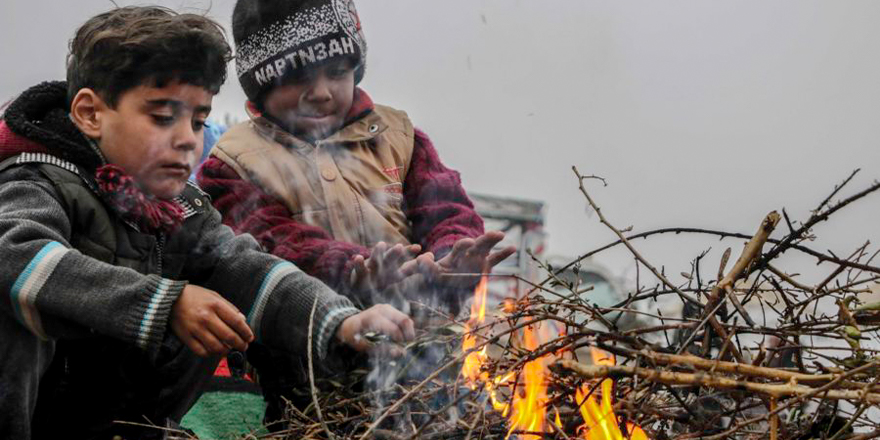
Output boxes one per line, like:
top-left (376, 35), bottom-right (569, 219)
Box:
top-left (144, 99), bottom-right (211, 114)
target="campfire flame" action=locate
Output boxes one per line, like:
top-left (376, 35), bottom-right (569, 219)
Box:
top-left (461, 276), bottom-right (648, 440)
top-left (576, 349), bottom-right (648, 440)
top-left (462, 276), bottom-right (490, 386)
top-left (505, 323), bottom-right (551, 439)
top-left (462, 276), bottom-right (509, 412)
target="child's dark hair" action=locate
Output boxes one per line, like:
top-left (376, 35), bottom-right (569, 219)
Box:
top-left (66, 6), bottom-right (233, 107)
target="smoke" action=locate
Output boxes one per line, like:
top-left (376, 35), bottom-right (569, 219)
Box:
top-left (198, 115), bottom-right (473, 433)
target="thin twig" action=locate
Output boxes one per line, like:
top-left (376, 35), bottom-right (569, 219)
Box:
top-left (307, 297), bottom-right (335, 440)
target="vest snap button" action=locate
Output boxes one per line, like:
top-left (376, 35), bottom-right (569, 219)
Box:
top-left (369, 124), bottom-right (379, 133)
top-left (194, 198), bottom-right (203, 207)
top-left (321, 168), bottom-right (337, 181)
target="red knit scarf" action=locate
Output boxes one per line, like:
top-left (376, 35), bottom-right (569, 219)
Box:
top-left (94, 164), bottom-right (185, 234)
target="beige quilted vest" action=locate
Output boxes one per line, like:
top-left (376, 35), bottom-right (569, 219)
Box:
top-left (211, 105), bottom-right (415, 248)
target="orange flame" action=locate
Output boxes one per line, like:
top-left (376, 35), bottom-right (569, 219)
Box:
top-left (576, 348), bottom-right (648, 440)
top-left (460, 279), bottom-right (648, 440)
top-left (505, 323), bottom-right (550, 439)
top-left (462, 275), bottom-right (511, 414)
top-left (462, 276), bottom-right (490, 386)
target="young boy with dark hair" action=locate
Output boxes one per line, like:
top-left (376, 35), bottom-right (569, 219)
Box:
top-left (197, 0), bottom-right (515, 423)
top-left (0, 6), bottom-right (413, 439)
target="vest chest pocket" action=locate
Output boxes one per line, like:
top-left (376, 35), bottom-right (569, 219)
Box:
top-left (290, 206), bottom-right (334, 233)
top-left (367, 182), bottom-right (404, 209)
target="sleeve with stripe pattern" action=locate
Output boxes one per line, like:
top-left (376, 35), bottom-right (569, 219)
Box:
top-left (0, 176), bottom-right (185, 356)
top-left (182, 206), bottom-right (360, 360)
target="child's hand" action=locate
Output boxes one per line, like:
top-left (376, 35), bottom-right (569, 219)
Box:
top-left (435, 231), bottom-right (516, 287)
top-left (171, 284), bottom-right (255, 357)
top-left (335, 304), bottom-right (415, 355)
top-left (349, 242), bottom-right (431, 291)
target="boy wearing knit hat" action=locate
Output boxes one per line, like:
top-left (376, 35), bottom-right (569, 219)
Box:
top-left (197, 0), bottom-right (515, 424)
top-left (0, 6), bottom-right (414, 439)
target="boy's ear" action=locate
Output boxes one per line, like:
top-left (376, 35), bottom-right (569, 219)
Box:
top-left (69, 88), bottom-right (107, 139)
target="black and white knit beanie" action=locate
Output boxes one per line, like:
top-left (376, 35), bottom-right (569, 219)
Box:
top-left (232, 0), bottom-right (367, 104)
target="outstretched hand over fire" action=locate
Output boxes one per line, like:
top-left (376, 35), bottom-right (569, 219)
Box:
top-left (347, 232), bottom-right (515, 294)
top-left (349, 242), bottom-right (434, 292)
top-left (433, 231), bottom-right (516, 288)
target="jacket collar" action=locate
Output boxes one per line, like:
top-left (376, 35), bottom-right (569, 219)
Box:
top-left (1, 81), bottom-right (105, 172)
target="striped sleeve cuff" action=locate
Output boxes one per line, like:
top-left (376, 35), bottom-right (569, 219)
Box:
top-left (10, 241), bottom-right (70, 340)
top-left (247, 261), bottom-right (302, 340)
top-left (124, 275), bottom-right (187, 353)
top-left (315, 302), bottom-right (359, 360)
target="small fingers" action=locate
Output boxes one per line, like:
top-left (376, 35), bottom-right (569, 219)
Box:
top-left (341, 304), bottom-right (415, 355)
top-left (194, 328), bottom-right (228, 357)
top-left (376, 304), bottom-right (415, 342)
top-left (486, 246), bottom-right (516, 268)
top-left (398, 314), bottom-right (416, 341)
top-left (415, 253), bottom-right (440, 279)
top-left (351, 254), bottom-right (368, 287)
top-left (368, 242), bottom-right (388, 277)
top-left (215, 303), bottom-right (254, 347)
top-left (471, 231), bottom-right (505, 257)
top-left (372, 317), bottom-right (405, 343)
top-left (353, 254), bottom-right (367, 272)
top-left (398, 259), bottom-right (420, 278)
top-left (382, 243), bottom-right (405, 261)
top-left (381, 244), bottom-right (408, 273)
top-left (398, 252), bottom-right (435, 278)
top-left (212, 319), bottom-right (251, 352)
top-left (405, 244), bottom-right (422, 256)
top-left (448, 238), bottom-right (475, 265)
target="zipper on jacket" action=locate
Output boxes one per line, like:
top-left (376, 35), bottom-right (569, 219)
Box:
top-left (155, 233), bottom-right (166, 276)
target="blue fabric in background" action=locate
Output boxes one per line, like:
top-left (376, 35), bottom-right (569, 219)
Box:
top-left (191, 121), bottom-right (228, 180)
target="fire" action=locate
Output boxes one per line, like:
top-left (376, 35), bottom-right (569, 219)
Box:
top-left (576, 349), bottom-right (648, 440)
top-left (460, 277), bottom-right (648, 440)
top-left (461, 276), bottom-right (490, 386)
top-left (461, 275), bottom-right (509, 412)
top-left (460, 275), bottom-right (556, 439)
top-left (505, 323), bottom-right (550, 439)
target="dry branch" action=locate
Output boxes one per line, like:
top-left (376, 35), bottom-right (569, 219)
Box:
top-left (556, 360), bottom-right (880, 403)
top-left (249, 170), bottom-right (880, 440)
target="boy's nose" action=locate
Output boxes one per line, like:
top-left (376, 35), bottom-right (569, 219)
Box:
top-left (305, 76), bottom-right (333, 102)
top-left (173, 122), bottom-right (198, 152)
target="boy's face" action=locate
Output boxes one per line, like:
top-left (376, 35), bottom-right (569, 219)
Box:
top-left (262, 59), bottom-right (355, 142)
top-left (98, 81), bottom-right (212, 199)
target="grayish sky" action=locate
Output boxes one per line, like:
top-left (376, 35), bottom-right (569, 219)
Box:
top-left (3, 1), bottom-right (880, 282)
